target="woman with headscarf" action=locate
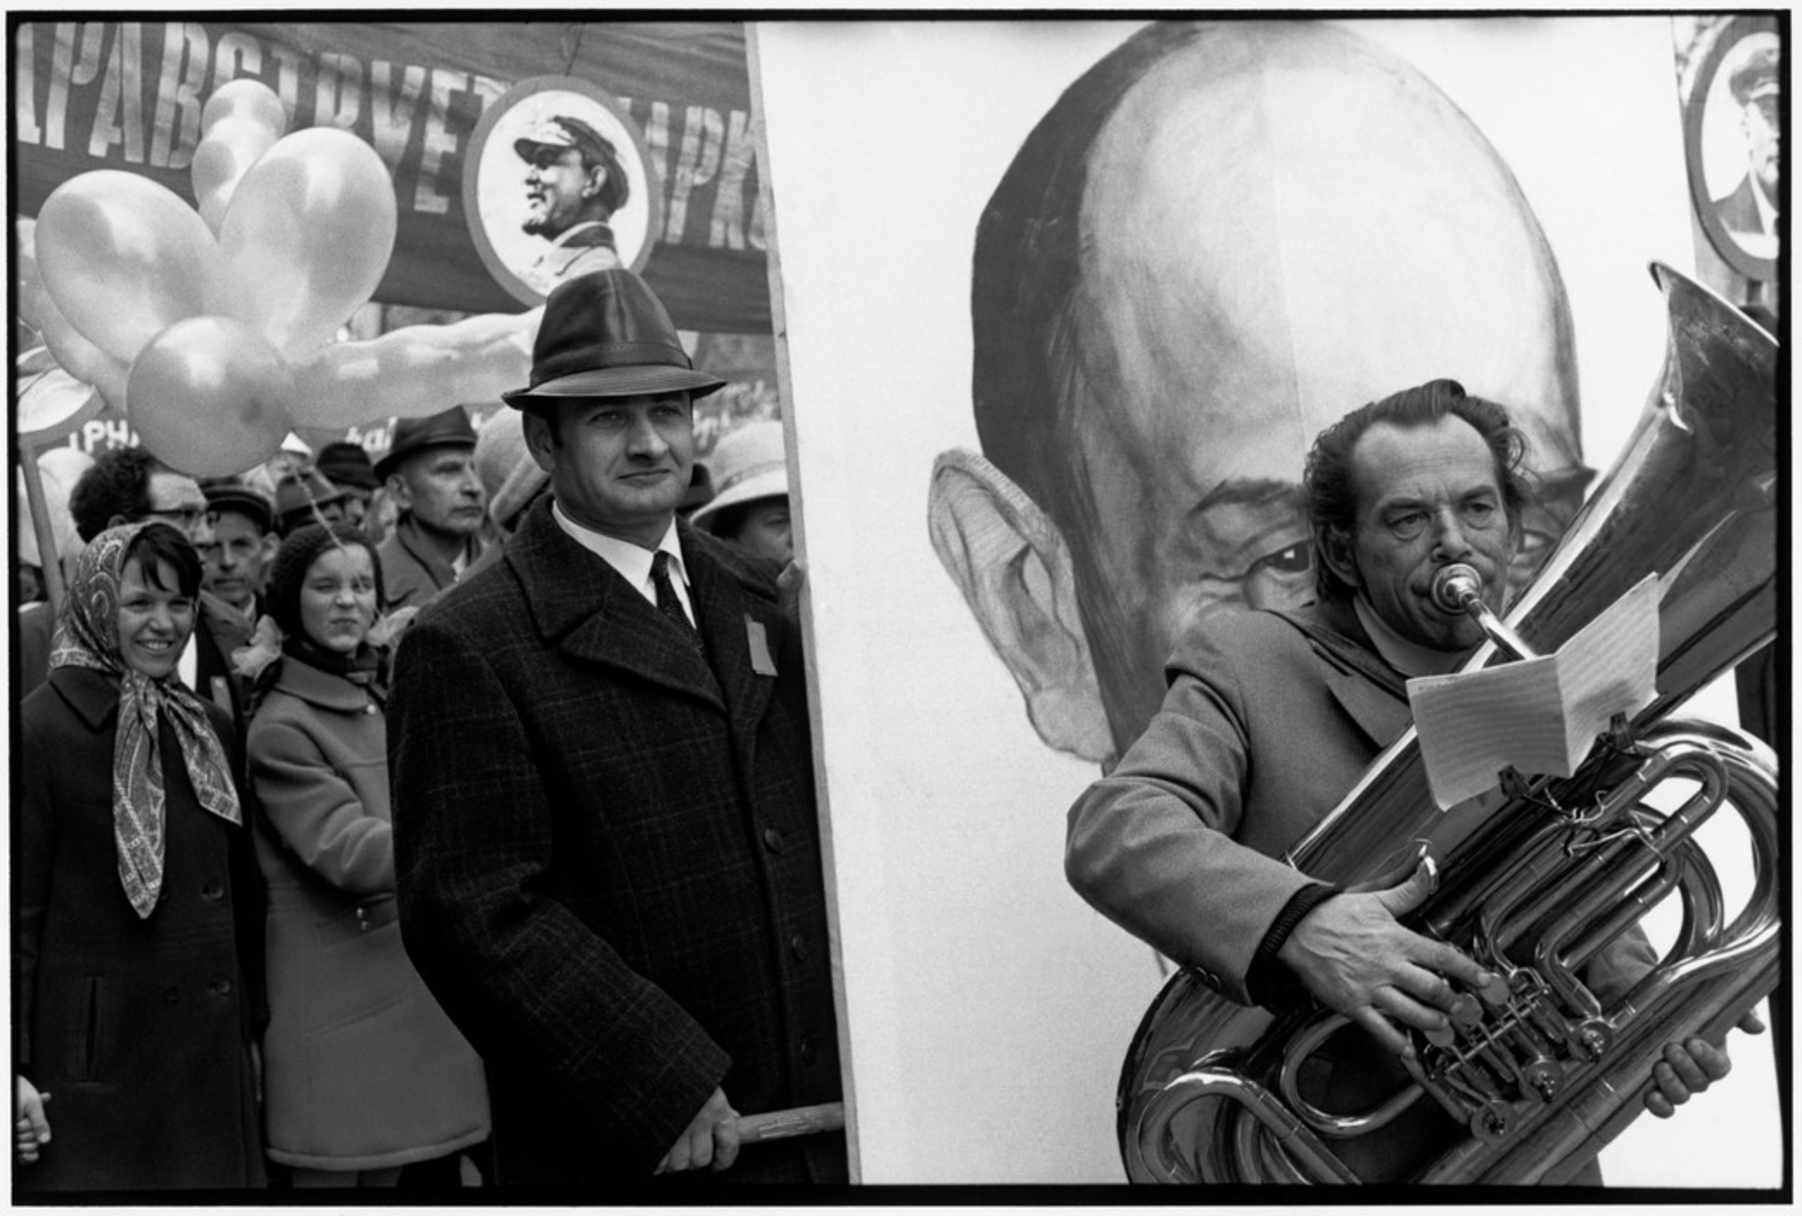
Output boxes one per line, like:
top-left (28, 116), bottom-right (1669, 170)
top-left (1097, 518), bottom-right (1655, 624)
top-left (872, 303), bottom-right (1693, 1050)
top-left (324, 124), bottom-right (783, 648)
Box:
top-left (241, 523), bottom-right (488, 1189)
top-left (15, 521), bottom-right (266, 1192)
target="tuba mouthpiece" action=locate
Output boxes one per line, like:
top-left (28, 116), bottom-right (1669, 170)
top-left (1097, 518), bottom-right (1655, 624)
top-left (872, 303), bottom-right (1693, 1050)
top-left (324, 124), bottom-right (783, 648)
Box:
top-left (1431, 564), bottom-right (1484, 614)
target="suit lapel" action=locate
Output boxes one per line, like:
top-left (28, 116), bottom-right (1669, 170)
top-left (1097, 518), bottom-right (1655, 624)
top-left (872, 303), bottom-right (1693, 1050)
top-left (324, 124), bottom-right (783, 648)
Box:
top-left (1321, 664), bottom-right (1413, 752)
top-left (507, 503), bottom-right (723, 710)
top-left (1275, 602), bottom-right (1413, 752)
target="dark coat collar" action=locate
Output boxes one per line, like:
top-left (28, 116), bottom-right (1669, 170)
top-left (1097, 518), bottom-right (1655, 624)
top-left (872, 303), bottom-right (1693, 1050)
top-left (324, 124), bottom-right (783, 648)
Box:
top-left (391, 515), bottom-right (478, 593)
top-left (48, 664), bottom-right (120, 733)
top-left (502, 498), bottom-right (784, 726)
top-left (269, 654), bottom-right (373, 714)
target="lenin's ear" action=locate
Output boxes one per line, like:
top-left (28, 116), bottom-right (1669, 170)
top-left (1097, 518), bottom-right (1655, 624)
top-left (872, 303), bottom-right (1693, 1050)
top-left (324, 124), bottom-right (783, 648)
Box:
top-left (928, 448), bottom-right (1112, 763)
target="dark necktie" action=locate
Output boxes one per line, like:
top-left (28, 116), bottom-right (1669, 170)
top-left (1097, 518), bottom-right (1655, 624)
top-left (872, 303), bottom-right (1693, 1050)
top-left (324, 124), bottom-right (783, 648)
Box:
top-left (651, 551), bottom-right (702, 649)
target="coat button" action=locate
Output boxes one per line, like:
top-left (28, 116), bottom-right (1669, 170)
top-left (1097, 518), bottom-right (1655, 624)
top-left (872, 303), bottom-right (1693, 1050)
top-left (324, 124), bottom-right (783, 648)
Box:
top-left (207, 977), bottom-right (233, 997)
top-left (761, 825), bottom-right (785, 854)
top-left (799, 1035), bottom-right (819, 1066)
top-left (364, 703), bottom-right (377, 716)
top-left (788, 933), bottom-right (809, 962)
top-left (200, 880), bottom-right (224, 901)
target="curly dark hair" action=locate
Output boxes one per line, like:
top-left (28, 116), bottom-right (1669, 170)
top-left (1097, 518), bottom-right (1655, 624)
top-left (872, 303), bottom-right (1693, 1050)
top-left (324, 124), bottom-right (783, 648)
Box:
top-left (1303, 378), bottom-right (1531, 603)
top-left (70, 447), bottom-right (164, 543)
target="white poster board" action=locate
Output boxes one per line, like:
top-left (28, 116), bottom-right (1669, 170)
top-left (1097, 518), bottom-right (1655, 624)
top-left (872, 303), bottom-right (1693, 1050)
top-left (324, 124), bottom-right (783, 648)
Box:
top-left (755, 17), bottom-right (1779, 1186)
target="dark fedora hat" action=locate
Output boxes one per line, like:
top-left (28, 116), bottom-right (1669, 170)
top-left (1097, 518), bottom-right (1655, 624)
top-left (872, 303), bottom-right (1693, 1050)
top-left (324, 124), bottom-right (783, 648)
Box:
top-left (315, 441), bottom-right (380, 491)
top-left (502, 269), bottom-right (726, 408)
top-left (374, 406), bottom-right (479, 481)
top-left (273, 470), bottom-right (348, 534)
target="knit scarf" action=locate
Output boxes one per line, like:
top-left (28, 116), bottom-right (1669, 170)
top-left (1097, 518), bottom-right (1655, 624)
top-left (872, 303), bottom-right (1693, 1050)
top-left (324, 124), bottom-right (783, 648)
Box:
top-left (47, 522), bottom-right (243, 919)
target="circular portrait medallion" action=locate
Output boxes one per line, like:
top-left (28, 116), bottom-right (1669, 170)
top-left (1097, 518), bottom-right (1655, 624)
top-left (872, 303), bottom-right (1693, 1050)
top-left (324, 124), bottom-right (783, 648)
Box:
top-left (1684, 19), bottom-right (1780, 283)
top-left (463, 76), bottom-right (664, 306)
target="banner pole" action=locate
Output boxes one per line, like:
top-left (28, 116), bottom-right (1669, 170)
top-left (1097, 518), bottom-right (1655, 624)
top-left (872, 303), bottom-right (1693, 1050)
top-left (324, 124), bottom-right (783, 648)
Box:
top-left (18, 436), bottom-right (66, 618)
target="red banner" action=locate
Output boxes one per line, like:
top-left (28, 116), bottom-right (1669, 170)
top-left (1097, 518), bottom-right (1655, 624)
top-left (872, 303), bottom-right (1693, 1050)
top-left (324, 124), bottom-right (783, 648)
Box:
top-left (13, 20), bottom-right (770, 332)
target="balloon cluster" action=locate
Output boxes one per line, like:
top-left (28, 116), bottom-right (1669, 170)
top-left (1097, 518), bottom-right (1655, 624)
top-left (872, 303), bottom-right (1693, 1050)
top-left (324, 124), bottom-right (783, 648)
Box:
top-left (20, 80), bottom-right (540, 476)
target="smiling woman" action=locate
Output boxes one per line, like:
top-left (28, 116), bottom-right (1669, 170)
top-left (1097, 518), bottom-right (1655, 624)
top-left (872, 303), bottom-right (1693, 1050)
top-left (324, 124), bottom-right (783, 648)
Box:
top-left (15, 520), bottom-right (265, 1192)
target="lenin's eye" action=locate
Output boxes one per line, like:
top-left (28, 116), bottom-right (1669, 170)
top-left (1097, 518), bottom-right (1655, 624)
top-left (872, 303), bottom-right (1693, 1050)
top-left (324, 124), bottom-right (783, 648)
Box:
top-left (1247, 543), bottom-right (1310, 578)
top-left (1239, 542), bottom-right (1314, 611)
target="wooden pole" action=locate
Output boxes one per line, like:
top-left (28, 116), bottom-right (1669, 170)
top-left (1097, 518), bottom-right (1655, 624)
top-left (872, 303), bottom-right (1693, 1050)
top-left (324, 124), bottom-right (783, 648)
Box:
top-left (17, 437), bottom-right (66, 618)
top-left (736, 1102), bottom-right (844, 1145)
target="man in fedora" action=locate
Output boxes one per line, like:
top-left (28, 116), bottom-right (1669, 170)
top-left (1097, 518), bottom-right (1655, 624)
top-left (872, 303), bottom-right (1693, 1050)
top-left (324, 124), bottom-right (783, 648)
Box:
top-left (389, 269), bottom-right (844, 1188)
top-left (516, 115), bottom-right (629, 294)
top-left (375, 406), bottom-right (487, 612)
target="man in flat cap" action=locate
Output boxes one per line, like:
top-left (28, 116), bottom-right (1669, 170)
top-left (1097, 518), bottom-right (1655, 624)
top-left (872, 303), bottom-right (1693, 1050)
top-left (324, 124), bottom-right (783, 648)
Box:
top-left (389, 269), bottom-right (844, 1189)
top-left (1714, 41), bottom-right (1780, 256)
top-left (375, 406), bottom-right (487, 612)
top-left (516, 115), bottom-right (630, 294)
top-left (199, 476), bottom-right (278, 628)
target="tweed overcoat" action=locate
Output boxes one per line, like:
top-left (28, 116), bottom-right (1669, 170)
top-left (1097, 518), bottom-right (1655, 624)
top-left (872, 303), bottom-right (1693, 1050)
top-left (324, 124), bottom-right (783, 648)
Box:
top-left (1066, 597), bottom-right (1654, 1182)
top-left (15, 667), bottom-right (267, 1193)
top-left (388, 499), bottom-right (840, 1186)
top-left (247, 654), bottom-right (489, 1171)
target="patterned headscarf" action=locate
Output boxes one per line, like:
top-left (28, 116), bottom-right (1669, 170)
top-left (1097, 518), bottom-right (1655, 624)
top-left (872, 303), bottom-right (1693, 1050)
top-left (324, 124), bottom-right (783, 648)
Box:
top-left (48, 521), bottom-right (242, 919)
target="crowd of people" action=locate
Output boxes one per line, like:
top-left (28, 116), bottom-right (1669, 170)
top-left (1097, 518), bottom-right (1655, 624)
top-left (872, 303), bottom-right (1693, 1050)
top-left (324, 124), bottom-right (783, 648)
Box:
top-left (13, 269), bottom-right (800, 1194)
top-left (12, 265), bottom-right (1754, 1195)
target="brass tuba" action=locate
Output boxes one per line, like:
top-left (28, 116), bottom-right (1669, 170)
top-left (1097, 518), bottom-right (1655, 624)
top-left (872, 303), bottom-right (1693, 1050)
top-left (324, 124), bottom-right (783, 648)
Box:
top-left (1117, 264), bottom-right (1780, 1185)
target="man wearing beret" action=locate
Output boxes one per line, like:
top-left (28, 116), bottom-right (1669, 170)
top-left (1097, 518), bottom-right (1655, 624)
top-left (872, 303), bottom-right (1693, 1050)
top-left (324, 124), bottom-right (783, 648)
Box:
top-left (516, 115), bottom-right (629, 294)
top-left (1713, 42), bottom-right (1779, 257)
top-left (389, 269), bottom-right (844, 1188)
top-left (374, 406), bottom-right (487, 613)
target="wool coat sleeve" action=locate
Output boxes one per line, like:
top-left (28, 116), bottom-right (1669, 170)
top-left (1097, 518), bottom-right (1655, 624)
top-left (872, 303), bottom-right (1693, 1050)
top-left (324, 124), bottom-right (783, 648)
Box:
top-left (1067, 665), bottom-right (1319, 1004)
top-left (388, 612), bottom-right (729, 1170)
top-left (248, 711), bottom-right (392, 896)
top-left (15, 696), bottom-right (57, 1070)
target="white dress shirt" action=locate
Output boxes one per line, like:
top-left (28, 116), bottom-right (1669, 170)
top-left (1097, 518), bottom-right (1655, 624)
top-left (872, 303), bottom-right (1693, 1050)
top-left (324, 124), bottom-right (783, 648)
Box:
top-left (550, 502), bottom-right (696, 626)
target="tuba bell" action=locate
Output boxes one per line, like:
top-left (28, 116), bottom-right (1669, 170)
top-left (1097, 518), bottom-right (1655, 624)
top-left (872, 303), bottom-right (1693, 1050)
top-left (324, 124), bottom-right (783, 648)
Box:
top-left (1116, 263), bottom-right (1780, 1185)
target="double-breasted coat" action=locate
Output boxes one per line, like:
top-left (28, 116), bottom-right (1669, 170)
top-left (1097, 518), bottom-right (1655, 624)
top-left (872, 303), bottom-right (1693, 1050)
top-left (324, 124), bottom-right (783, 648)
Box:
top-left (247, 654), bottom-right (489, 1171)
top-left (15, 667), bottom-right (266, 1193)
top-left (388, 500), bottom-right (841, 1187)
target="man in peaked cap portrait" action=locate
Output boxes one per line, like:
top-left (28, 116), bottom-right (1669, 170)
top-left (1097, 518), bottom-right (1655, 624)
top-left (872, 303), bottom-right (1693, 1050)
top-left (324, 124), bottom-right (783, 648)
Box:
top-left (515, 115), bottom-right (631, 293)
top-left (375, 405), bottom-right (487, 612)
top-left (388, 269), bottom-right (844, 1189)
top-left (1713, 40), bottom-right (1780, 257)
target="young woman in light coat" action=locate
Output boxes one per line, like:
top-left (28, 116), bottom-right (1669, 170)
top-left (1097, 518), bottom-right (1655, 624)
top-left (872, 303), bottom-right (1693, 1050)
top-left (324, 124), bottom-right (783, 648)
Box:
top-left (243, 523), bottom-right (488, 1188)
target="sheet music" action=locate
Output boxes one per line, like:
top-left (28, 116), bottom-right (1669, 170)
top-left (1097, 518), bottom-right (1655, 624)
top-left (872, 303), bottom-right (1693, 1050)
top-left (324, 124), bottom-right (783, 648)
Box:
top-left (1407, 574), bottom-right (1660, 810)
